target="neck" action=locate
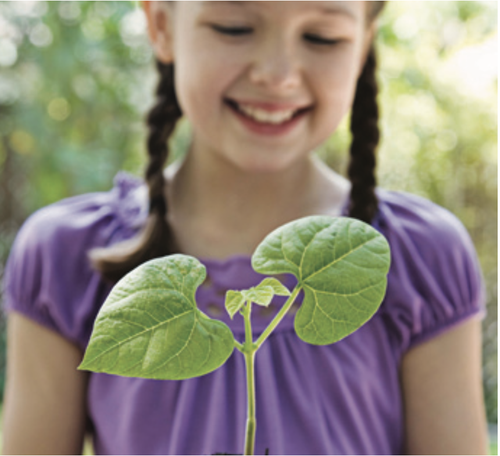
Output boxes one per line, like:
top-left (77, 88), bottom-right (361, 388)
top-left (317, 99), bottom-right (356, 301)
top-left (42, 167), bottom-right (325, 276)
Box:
top-left (166, 145), bottom-right (349, 259)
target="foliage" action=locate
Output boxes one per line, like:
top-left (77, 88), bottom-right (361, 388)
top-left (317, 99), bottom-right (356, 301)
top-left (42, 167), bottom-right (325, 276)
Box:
top-left (80, 254), bottom-right (236, 380)
top-left (251, 216), bottom-right (390, 344)
top-left (80, 216), bottom-right (391, 454)
top-left (0, 1), bottom-right (496, 423)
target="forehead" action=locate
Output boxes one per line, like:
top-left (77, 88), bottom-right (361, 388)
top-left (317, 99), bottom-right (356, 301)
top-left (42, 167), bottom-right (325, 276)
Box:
top-left (198, 1), bottom-right (364, 21)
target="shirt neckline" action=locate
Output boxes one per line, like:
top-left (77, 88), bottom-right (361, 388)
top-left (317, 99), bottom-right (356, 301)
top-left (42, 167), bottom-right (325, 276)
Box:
top-left (111, 171), bottom-right (384, 271)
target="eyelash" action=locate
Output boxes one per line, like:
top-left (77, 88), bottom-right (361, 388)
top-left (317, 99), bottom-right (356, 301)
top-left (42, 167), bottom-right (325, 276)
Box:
top-left (211, 25), bottom-right (342, 46)
top-left (212, 25), bottom-right (252, 37)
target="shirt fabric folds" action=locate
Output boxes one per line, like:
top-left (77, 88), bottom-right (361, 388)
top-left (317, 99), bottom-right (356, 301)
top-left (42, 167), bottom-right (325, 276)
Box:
top-left (3, 172), bottom-right (486, 455)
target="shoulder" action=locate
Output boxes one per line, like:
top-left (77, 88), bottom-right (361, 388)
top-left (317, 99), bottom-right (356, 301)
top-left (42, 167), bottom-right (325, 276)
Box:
top-left (375, 189), bottom-right (480, 278)
top-left (3, 172), bottom-right (147, 348)
top-left (376, 189), bottom-right (472, 249)
top-left (374, 190), bottom-right (485, 352)
top-left (11, 172), bottom-right (146, 256)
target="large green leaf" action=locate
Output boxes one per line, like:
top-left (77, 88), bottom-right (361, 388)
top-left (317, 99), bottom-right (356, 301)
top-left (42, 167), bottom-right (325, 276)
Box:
top-left (252, 216), bottom-right (391, 345)
top-left (79, 254), bottom-right (234, 380)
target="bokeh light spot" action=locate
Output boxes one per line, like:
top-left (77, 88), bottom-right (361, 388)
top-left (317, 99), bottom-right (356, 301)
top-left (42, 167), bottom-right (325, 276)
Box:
top-left (29, 23), bottom-right (53, 47)
top-left (10, 130), bottom-right (35, 155)
top-left (47, 97), bottom-right (71, 121)
top-left (0, 39), bottom-right (17, 67)
top-left (58, 2), bottom-right (81, 23)
top-left (82, 17), bottom-right (105, 41)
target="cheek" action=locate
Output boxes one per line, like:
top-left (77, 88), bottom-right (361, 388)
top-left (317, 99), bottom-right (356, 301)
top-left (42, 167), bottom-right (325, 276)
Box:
top-left (311, 50), bottom-right (361, 118)
top-left (174, 40), bottom-right (245, 118)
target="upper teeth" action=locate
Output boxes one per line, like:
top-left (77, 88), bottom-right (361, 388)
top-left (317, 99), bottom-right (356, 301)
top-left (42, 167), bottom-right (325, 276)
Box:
top-left (237, 104), bottom-right (296, 124)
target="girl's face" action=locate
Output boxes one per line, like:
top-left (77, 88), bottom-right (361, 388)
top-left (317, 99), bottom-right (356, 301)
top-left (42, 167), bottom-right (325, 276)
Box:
top-left (147, 1), bottom-right (374, 173)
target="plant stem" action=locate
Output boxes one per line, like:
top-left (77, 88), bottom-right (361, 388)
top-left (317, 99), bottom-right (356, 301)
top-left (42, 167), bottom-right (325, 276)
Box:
top-left (242, 302), bottom-right (257, 455)
top-left (243, 350), bottom-right (256, 455)
top-left (254, 283), bottom-right (301, 349)
top-left (240, 285), bottom-right (301, 454)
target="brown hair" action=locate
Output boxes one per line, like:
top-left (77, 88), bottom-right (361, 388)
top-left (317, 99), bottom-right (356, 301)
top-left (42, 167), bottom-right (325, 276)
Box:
top-left (91, 1), bottom-right (386, 282)
top-left (347, 43), bottom-right (380, 223)
top-left (89, 61), bottom-right (182, 283)
top-left (348, 1), bottom-right (385, 223)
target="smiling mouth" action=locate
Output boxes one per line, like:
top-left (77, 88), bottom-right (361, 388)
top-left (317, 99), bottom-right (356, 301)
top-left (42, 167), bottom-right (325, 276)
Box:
top-left (224, 98), bottom-right (312, 125)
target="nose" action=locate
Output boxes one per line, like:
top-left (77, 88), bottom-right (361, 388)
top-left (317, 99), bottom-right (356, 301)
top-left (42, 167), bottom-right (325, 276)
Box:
top-left (248, 35), bottom-right (301, 91)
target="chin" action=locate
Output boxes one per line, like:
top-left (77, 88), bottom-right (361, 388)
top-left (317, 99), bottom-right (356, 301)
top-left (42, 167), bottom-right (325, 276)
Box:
top-left (233, 156), bottom-right (299, 175)
top-left (227, 146), bottom-right (303, 173)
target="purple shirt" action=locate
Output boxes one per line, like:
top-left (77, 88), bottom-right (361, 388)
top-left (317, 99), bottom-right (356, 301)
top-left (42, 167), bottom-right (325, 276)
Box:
top-left (3, 172), bottom-right (486, 455)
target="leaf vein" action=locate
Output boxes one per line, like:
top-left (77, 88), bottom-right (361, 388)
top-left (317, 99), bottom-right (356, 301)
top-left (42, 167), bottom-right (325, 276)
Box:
top-left (142, 328), bottom-right (155, 370)
top-left (121, 359), bottom-right (144, 375)
top-left (92, 310), bottom-right (193, 365)
top-left (280, 236), bottom-right (297, 270)
top-left (199, 331), bottom-right (213, 371)
top-left (305, 281), bottom-right (382, 298)
top-left (303, 238), bottom-right (375, 281)
top-left (111, 318), bottom-right (148, 330)
top-left (311, 289), bottom-right (336, 325)
top-left (145, 316), bottom-right (198, 377)
top-left (299, 225), bottom-right (330, 274)
top-left (302, 286), bottom-right (372, 331)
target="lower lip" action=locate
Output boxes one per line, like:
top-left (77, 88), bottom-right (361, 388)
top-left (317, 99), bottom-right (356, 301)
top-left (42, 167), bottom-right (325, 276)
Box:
top-left (226, 101), bottom-right (310, 137)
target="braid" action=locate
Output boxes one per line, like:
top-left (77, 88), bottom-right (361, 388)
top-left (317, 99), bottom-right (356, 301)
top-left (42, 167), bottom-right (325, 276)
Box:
top-left (146, 61), bottom-right (182, 217)
top-left (347, 45), bottom-right (380, 224)
top-left (90, 60), bottom-right (182, 283)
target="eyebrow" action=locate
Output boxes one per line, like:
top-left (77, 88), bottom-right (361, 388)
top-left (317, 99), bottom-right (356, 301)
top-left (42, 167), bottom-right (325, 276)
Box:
top-left (202, 1), bottom-right (245, 8)
top-left (316, 4), bottom-right (358, 20)
top-left (202, 1), bottom-right (358, 20)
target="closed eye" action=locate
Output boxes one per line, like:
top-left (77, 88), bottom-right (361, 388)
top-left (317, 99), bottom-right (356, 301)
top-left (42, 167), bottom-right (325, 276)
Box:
top-left (211, 25), bottom-right (343, 46)
top-left (211, 25), bottom-right (252, 36)
top-left (304, 34), bottom-right (342, 46)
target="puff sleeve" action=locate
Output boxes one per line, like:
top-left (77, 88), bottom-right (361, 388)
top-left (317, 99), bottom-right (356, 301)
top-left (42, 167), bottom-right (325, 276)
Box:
top-left (376, 190), bottom-right (486, 356)
top-left (2, 173), bottom-right (146, 349)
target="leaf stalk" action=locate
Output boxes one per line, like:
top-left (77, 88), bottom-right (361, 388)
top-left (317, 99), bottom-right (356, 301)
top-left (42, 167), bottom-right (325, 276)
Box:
top-left (255, 283), bottom-right (302, 349)
top-left (234, 340), bottom-right (245, 353)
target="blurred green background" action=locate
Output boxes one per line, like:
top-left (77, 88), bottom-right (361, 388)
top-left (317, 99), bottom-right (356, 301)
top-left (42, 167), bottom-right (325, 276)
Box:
top-left (0, 0), bottom-right (497, 441)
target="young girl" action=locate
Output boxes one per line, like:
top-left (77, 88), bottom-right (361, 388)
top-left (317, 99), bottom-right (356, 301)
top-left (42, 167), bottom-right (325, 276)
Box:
top-left (2, 1), bottom-right (489, 454)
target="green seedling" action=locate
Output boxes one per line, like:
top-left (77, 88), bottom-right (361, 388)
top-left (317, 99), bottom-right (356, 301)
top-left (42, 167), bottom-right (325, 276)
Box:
top-left (79, 216), bottom-right (391, 455)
